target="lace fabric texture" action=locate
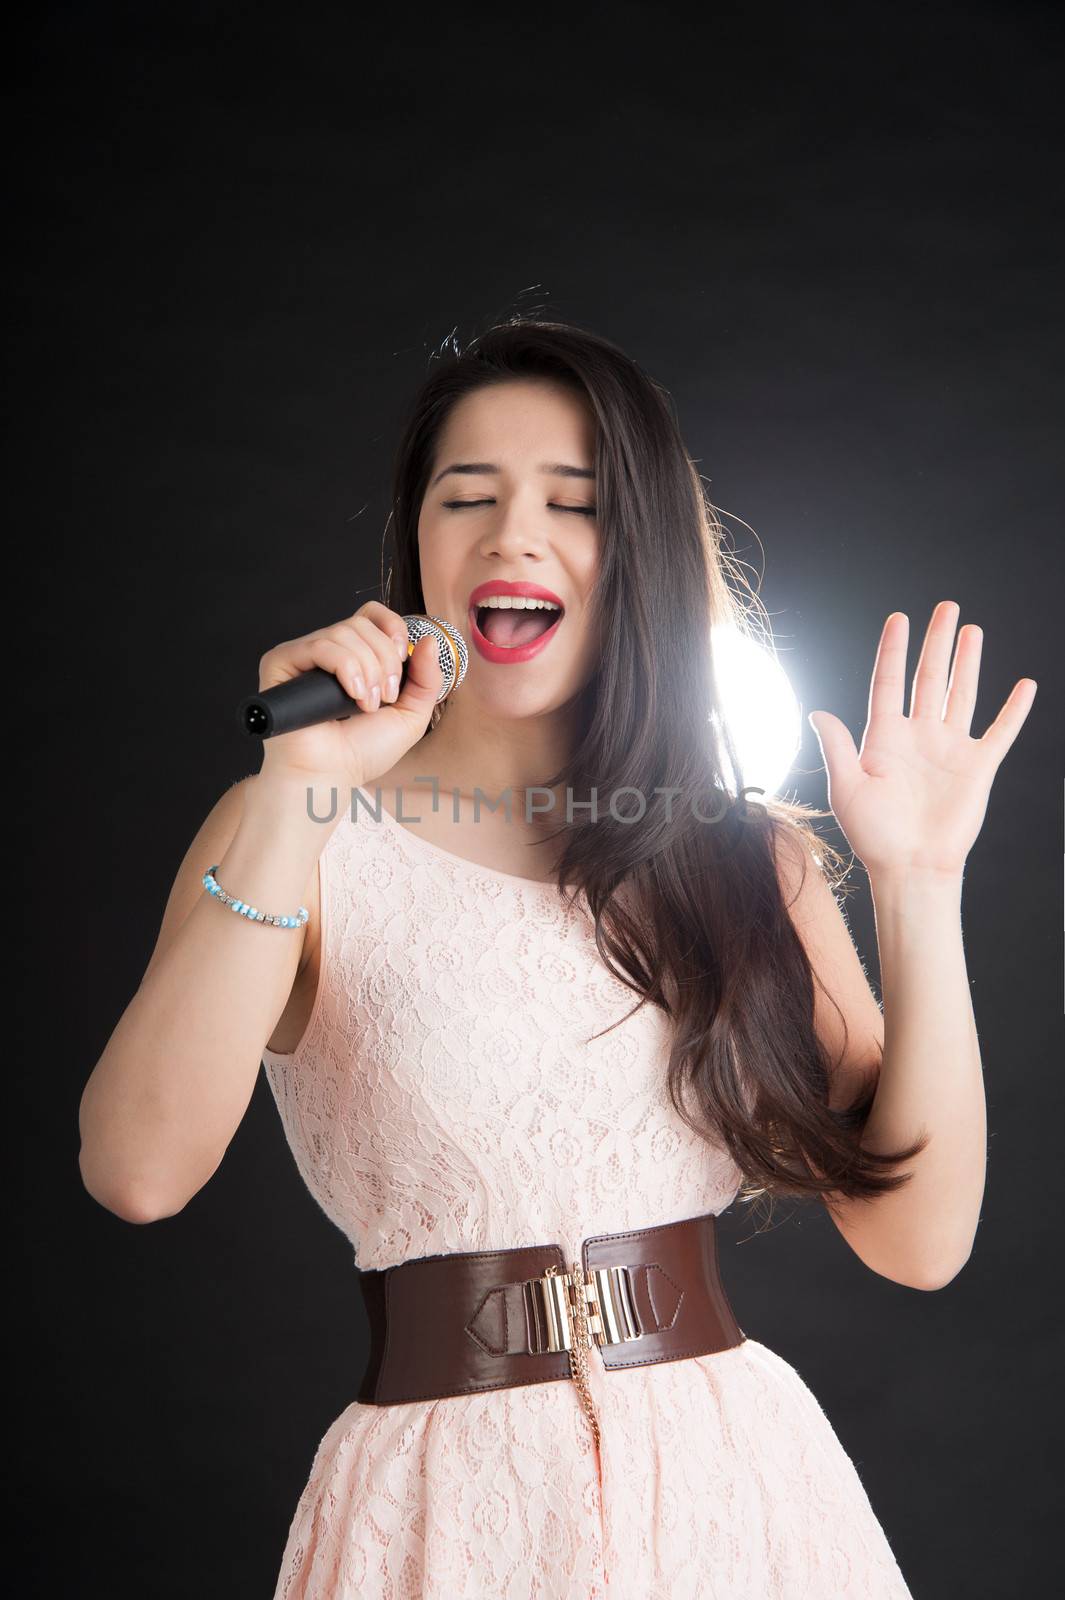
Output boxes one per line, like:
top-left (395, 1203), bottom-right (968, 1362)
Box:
top-left (261, 796), bottom-right (912, 1599)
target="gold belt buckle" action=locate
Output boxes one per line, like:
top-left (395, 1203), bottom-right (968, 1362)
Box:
top-left (525, 1261), bottom-right (643, 1354)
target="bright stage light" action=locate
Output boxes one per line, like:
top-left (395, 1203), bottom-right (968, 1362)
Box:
top-left (710, 623), bottom-right (804, 801)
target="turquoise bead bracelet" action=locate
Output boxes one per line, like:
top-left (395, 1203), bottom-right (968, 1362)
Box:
top-left (202, 865), bottom-right (309, 929)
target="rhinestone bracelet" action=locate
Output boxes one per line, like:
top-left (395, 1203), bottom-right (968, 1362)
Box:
top-left (202, 865), bottom-right (309, 928)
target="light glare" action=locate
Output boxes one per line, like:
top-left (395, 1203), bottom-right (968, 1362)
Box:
top-left (710, 624), bottom-right (803, 800)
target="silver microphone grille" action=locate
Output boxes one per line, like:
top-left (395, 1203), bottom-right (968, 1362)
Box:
top-left (402, 615), bottom-right (469, 702)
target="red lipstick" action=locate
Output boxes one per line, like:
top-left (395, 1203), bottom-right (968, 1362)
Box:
top-left (467, 580), bottom-right (566, 665)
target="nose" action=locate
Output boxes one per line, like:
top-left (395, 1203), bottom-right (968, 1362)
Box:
top-left (476, 498), bottom-right (551, 562)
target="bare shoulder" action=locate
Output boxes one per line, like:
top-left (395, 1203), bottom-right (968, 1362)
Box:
top-left (770, 819), bottom-right (884, 1109)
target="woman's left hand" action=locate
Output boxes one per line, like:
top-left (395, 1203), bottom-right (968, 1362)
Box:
top-left (807, 601), bottom-right (1038, 879)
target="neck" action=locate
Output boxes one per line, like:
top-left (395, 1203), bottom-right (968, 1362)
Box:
top-left (411, 697), bottom-right (580, 817)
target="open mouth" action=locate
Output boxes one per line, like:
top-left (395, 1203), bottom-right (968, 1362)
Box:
top-left (471, 602), bottom-right (564, 649)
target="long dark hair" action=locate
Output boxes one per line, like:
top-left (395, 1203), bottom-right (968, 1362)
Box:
top-left (380, 314), bottom-right (928, 1218)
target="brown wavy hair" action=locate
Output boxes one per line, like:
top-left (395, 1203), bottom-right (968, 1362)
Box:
top-left (379, 312), bottom-right (928, 1220)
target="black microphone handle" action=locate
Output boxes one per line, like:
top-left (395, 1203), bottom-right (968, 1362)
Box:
top-left (237, 666), bottom-right (364, 739)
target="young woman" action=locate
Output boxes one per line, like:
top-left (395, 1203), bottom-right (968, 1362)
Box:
top-left (78, 318), bottom-right (1036, 1598)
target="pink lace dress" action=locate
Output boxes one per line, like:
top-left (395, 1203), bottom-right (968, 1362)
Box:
top-left (260, 791), bottom-right (912, 1599)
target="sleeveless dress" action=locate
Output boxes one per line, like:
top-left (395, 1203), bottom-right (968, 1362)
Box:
top-left (260, 790), bottom-right (913, 1599)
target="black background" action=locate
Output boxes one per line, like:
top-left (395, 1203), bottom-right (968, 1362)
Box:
top-left (12, 2), bottom-right (1061, 1595)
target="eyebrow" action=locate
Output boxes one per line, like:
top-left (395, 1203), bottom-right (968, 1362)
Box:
top-left (429, 461), bottom-right (596, 489)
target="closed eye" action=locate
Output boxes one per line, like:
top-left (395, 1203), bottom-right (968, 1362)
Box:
top-left (442, 500), bottom-right (597, 517)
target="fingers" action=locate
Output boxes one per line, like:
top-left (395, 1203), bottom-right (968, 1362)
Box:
top-left (868, 611), bottom-right (909, 721)
top-left (314, 634), bottom-right (383, 707)
top-left (909, 600), bottom-right (960, 719)
top-left (348, 603), bottom-right (411, 706)
top-left (943, 624), bottom-right (983, 733)
top-left (356, 602), bottom-right (411, 661)
top-left (264, 623), bottom-right (404, 712)
top-left (343, 603), bottom-right (409, 705)
top-left (349, 616), bottom-right (409, 704)
top-left (853, 600), bottom-right (1034, 772)
top-left (979, 677), bottom-right (1038, 764)
top-left (258, 602), bottom-right (413, 714)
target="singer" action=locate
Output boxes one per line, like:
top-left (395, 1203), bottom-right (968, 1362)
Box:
top-left (78, 317), bottom-right (1036, 1599)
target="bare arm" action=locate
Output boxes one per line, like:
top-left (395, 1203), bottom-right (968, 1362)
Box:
top-left (77, 596), bottom-right (446, 1224)
top-left (845, 868), bottom-right (982, 1289)
top-left (77, 772), bottom-right (341, 1222)
top-left (774, 825), bottom-right (981, 1289)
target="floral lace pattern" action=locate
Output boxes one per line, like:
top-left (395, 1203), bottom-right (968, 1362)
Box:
top-left (261, 799), bottom-right (912, 1598)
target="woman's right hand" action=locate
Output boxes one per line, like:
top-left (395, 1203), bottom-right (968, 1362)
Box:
top-left (256, 602), bottom-right (445, 789)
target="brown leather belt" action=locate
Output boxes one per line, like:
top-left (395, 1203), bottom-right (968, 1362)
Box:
top-left (354, 1210), bottom-right (746, 1450)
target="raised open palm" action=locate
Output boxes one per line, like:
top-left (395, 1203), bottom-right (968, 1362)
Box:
top-left (808, 601), bottom-right (1038, 878)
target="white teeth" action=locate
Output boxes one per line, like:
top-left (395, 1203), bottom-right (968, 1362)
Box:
top-left (475, 596), bottom-right (561, 611)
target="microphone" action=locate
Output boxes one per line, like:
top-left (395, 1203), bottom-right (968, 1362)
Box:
top-left (237, 614), bottom-right (469, 739)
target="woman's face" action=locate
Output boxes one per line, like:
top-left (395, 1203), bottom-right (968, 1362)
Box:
top-left (417, 378), bottom-right (601, 719)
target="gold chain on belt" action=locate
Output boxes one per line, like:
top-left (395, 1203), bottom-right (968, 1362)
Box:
top-left (545, 1262), bottom-right (602, 1453)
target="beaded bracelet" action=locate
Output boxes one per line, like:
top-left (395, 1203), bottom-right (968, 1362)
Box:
top-left (202, 865), bottom-right (309, 928)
